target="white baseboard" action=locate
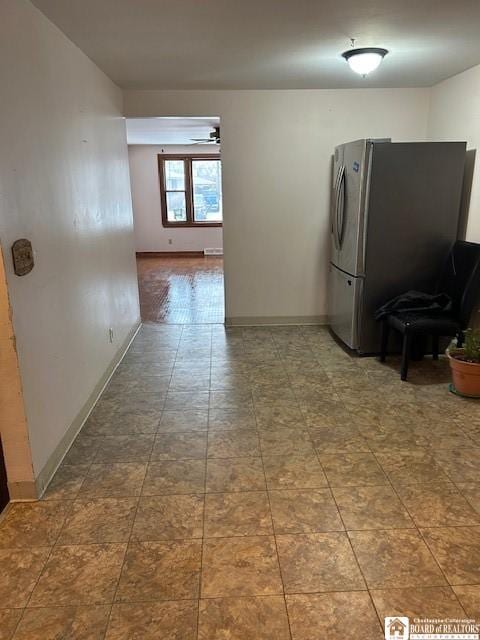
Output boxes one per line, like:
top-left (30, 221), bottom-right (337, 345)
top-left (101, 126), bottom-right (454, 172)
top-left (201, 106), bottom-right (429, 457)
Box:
top-left (32, 321), bottom-right (142, 499)
top-left (225, 315), bottom-right (328, 326)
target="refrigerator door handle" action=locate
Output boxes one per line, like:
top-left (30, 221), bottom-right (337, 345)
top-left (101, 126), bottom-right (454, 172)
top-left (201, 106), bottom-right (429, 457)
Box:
top-left (336, 165), bottom-right (346, 249)
top-left (332, 167), bottom-right (341, 247)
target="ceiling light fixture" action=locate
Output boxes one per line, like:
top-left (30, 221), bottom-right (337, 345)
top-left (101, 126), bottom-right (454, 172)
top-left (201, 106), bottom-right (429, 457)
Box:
top-left (342, 46), bottom-right (388, 77)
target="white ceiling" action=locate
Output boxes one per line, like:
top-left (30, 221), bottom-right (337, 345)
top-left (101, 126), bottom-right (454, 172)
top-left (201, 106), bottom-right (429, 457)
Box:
top-left (126, 117), bottom-right (220, 145)
top-left (32, 0), bottom-right (480, 90)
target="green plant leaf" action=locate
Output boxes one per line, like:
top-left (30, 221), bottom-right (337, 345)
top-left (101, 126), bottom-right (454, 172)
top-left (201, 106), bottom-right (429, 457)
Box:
top-left (464, 328), bottom-right (480, 363)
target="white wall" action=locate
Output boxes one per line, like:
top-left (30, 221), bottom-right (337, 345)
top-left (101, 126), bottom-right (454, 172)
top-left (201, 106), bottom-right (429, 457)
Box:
top-left (125, 89), bottom-right (430, 322)
top-left (428, 64), bottom-right (480, 242)
top-left (128, 144), bottom-right (223, 252)
top-left (0, 0), bottom-right (140, 482)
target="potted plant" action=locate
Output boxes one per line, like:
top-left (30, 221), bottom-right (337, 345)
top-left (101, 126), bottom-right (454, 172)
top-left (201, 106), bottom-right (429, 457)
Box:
top-left (448, 328), bottom-right (480, 398)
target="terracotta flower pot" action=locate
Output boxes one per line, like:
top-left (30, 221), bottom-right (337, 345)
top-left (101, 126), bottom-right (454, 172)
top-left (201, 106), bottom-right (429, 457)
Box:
top-left (448, 349), bottom-right (480, 398)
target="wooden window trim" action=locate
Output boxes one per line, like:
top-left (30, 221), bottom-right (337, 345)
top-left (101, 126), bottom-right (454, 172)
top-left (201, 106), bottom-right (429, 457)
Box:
top-left (158, 154), bottom-right (222, 228)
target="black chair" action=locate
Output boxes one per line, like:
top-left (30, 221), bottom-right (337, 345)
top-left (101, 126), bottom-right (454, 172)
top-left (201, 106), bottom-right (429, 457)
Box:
top-left (380, 240), bottom-right (480, 380)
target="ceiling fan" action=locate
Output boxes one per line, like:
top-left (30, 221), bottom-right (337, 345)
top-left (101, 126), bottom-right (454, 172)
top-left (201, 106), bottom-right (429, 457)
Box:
top-left (191, 126), bottom-right (220, 144)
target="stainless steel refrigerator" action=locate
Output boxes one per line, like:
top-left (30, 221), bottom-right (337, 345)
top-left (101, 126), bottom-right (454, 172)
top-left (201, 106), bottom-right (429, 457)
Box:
top-left (328, 139), bottom-right (466, 355)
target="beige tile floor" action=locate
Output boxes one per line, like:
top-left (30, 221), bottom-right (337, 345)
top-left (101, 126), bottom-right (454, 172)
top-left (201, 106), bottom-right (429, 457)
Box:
top-left (1, 324), bottom-right (480, 639)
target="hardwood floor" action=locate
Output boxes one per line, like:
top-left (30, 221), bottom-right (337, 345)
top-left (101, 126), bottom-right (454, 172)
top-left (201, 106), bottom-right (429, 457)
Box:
top-left (136, 255), bottom-right (224, 324)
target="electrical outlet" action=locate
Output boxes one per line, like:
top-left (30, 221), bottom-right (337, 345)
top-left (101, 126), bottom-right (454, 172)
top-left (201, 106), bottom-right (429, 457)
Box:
top-left (109, 327), bottom-right (114, 343)
top-left (168, 238), bottom-right (173, 245)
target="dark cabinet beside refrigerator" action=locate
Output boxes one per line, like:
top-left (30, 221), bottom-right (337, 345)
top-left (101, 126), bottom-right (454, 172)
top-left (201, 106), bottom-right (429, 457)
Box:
top-left (328, 139), bottom-right (466, 355)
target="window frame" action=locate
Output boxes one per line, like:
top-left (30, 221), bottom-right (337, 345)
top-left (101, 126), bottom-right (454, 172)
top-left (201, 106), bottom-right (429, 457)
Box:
top-left (158, 153), bottom-right (222, 228)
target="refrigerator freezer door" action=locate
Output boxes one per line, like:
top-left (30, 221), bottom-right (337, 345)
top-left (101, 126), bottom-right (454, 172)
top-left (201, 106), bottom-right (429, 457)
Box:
top-left (328, 264), bottom-right (362, 350)
top-left (334, 139), bottom-right (370, 276)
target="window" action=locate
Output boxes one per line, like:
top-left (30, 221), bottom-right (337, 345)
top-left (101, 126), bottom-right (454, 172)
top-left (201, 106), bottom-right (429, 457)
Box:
top-left (159, 155), bottom-right (222, 227)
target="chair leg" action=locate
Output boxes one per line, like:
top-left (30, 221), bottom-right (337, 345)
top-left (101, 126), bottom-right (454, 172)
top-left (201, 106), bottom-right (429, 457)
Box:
top-left (401, 333), bottom-right (412, 381)
top-left (432, 335), bottom-right (439, 360)
top-left (380, 319), bottom-right (389, 362)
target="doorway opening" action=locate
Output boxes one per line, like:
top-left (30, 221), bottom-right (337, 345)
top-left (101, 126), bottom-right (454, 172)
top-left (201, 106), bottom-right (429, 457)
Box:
top-left (126, 116), bottom-right (224, 324)
top-left (0, 439), bottom-right (9, 512)
top-left (0, 247), bottom-right (36, 506)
